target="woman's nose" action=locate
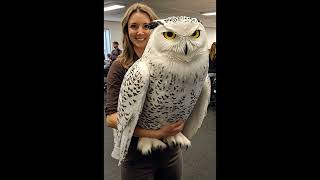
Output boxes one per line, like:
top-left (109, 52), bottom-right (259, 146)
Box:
top-left (137, 26), bottom-right (147, 35)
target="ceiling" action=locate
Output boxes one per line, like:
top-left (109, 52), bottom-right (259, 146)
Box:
top-left (104, 0), bottom-right (216, 28)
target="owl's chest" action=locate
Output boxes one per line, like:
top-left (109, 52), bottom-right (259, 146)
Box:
top-left (137, 68), bottom-right (204, 129)
top-left (147, 74), bottom-right (196, 97)
top-left (146, 63), bottom-right (203, 91)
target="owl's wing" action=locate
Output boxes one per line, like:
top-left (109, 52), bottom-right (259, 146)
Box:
top-left (115, 60), bottom-right (150, 165)
top-left (183, 74), bottom-right (211, 139)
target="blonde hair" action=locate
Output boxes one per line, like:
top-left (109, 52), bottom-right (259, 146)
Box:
top-left (118, 3), bottom-right (159, 69)
top-left (209, 42), bottom-right (216, 63)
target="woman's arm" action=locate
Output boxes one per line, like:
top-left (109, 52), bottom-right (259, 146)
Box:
top-left (134, 120), bottom-right (184, 139)
top-left (105, 60), bottom-right (184, 139)
top-left (105, 113), bottom-right (184, 139)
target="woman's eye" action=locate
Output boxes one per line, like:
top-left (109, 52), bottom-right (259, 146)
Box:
top-left (130, 24), bottom-right (137, 29)
top-left (163, 32), bottom-right (176, 40)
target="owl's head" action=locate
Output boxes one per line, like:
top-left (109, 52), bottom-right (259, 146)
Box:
top-left (146, 16), bottom-right (208, 63)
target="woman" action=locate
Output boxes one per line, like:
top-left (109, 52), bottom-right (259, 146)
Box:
top-left (105, 3), bottom-right (184, 180)
top-left (209, 42), bottom-right (216, 73)
top-left (208, 42), bottom-right (216, 107)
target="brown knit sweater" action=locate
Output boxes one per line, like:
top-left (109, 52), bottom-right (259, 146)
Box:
top-left (105, 59), bottom-right (127, 115)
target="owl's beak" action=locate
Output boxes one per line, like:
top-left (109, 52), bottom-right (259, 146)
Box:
top-left (184, 44), bottom-right (188, 55)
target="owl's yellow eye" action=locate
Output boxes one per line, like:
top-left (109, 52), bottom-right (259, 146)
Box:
top-left (191, 30), bottom-right (200, 38)
top-left (163, 32), bottom-right (176, 40)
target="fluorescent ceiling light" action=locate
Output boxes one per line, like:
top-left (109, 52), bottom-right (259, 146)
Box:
top-left (201, 12), bottom-right (216, 16)
top-left (104, 5), bottom-right (125, 12)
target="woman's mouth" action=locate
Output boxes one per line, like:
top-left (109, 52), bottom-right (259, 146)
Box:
top-left (136, 38), bottom-right (145, 41)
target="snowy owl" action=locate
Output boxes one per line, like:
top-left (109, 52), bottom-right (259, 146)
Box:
top-left (115, 16), bottom-right (211, 164)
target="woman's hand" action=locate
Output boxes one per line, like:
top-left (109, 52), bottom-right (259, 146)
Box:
top-left (133, 119), bottom-right (185, 139)
top-left (106, 113), bottom-right (118, 129)
top-left (156, 120), bottom-right (185, 139)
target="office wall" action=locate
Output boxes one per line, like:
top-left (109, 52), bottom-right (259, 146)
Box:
top-left (206, 27), bottom-right (216, 49)
top-left (104, 21), bottom-right (123, 50)
top-left (104, 20), bottom-right (216, 50)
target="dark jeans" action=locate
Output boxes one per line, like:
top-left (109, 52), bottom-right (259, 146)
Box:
top-left (121, 137), bottom-right (182, 180)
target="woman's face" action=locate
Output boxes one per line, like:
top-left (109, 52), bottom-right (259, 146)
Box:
top-left (127, 12), bottom-right (151, 50)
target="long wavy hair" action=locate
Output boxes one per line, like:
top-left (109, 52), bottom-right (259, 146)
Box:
top-left (209, 42), bottom-right (216, 63)
top-left (118, 3), bottom-right (159, 69)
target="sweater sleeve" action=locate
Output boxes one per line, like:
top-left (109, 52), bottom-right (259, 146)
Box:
top-left (105, 60), bottom-right (126, 115)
